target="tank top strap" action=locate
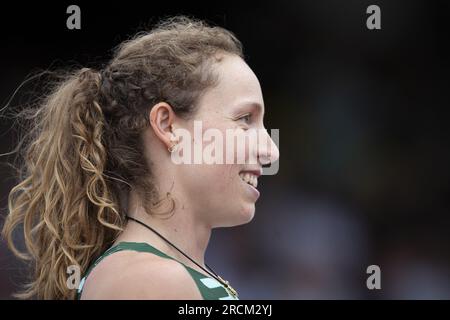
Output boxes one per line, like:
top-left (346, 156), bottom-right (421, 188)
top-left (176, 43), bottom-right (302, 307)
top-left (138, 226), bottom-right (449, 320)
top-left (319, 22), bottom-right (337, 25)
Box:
top-left (108, 241), bottom-right (175, 260)
top-left (77, 241), bottom-right (238, 300)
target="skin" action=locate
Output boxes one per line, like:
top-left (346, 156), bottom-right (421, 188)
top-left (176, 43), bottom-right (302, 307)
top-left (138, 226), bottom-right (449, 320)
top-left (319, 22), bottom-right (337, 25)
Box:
top-left (80, 53), bottom-right (279, 299)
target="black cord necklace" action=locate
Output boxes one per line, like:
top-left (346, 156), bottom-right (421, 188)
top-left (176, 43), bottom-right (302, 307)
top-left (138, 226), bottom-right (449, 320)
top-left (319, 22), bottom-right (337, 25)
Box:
top-left (125, 215), bottom-right (238, 298)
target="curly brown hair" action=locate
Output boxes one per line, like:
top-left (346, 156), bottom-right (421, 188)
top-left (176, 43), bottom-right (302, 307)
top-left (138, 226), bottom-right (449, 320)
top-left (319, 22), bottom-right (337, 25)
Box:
top-left (1, 15), bottom-right (243, 299)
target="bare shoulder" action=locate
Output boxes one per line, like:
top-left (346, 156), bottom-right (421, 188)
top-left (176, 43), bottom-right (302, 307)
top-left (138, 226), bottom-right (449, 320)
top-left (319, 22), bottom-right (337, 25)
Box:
top-left (80, 250), bottom-right (202, 300)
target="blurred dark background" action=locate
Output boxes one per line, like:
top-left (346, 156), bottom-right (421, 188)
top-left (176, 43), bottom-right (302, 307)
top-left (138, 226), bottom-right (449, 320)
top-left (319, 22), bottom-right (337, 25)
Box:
top-left (1, 0), bottom-right (449, 299)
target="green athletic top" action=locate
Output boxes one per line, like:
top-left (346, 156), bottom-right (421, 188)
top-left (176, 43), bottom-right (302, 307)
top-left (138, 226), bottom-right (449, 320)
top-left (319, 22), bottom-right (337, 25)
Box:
top-left (76, 241), bottom-right (239, 300)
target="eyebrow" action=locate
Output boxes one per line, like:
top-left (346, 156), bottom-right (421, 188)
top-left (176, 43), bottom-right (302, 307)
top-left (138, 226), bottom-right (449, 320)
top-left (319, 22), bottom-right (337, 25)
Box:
top-left (236, 101), bottom-right (265, 117)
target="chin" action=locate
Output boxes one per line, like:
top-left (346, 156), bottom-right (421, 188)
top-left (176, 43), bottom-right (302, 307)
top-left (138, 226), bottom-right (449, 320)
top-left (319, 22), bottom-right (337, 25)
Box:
top-left (213, 202), bottom-right (256, 228)
top-left (231, 203), bottom-right (256, 226)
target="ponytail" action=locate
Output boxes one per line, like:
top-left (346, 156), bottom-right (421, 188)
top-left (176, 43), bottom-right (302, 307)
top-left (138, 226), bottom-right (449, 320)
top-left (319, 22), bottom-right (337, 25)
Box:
top-left (2, 68), bottom-right (124, 299)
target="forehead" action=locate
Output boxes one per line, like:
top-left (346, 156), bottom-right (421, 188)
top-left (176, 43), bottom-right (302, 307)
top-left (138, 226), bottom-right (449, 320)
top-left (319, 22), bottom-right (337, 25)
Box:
top-left (198, 54), bottom-right (264, 113)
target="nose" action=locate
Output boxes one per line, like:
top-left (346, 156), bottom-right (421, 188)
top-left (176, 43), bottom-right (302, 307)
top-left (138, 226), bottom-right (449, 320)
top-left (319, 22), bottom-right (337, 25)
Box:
top-left (256, 128), bottom-right (279, 166)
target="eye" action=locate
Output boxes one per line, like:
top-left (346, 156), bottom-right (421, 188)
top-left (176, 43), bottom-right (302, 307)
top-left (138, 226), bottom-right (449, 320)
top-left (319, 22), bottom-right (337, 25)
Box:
top-left (237, 113), bottom-right (252, 124)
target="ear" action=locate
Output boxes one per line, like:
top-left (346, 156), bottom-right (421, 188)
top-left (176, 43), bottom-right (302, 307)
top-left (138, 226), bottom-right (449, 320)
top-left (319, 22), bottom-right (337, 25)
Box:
top-left (149, 102), bottom-right (178, 150)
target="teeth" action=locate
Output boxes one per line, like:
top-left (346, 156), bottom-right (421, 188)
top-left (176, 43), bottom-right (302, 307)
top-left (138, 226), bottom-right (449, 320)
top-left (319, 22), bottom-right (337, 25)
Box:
top-left (239, 172), bottom-right (258, 188)
top-left (252, 175), bottom-right (258, 188)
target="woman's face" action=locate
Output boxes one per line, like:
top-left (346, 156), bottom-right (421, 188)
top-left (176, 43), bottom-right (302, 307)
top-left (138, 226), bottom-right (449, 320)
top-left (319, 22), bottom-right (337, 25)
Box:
top-left (174, 54), bottom-right (279, 228)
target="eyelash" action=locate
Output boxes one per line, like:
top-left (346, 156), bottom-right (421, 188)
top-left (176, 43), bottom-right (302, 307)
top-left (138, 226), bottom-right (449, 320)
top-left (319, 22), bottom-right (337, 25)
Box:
top-left (237, 113), bottom-right (252, 124)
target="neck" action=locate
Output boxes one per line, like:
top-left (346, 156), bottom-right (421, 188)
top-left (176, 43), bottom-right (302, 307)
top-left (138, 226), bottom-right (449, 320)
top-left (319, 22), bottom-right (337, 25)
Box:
top-left (115, 189), bottom-right (211, 269)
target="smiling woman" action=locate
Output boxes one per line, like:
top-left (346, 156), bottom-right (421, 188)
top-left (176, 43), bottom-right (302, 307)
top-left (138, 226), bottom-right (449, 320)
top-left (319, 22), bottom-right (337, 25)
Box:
top-left (1, 15), bottom-right (279, 300)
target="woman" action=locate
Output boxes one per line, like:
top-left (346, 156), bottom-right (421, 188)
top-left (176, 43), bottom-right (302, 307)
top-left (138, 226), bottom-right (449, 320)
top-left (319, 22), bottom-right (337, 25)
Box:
top-left (1, 16), bottom-right (279, 300)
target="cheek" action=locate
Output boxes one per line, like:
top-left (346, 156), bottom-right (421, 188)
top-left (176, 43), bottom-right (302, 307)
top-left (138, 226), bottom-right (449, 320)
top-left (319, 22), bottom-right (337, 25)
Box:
top-left (181, 163), bottom-right (238, 194)
top-left (207, 164), bottom-right (238, 194)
